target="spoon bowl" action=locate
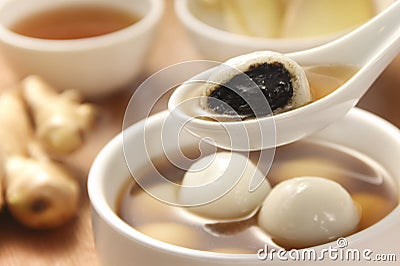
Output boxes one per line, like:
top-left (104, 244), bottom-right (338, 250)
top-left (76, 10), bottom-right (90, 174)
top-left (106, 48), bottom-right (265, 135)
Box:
top-left (169, 1), bottom-right (400, 151)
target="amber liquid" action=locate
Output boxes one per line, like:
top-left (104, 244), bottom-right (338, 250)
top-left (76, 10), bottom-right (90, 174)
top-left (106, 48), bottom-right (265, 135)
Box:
top-left (9, 4), bottom-right (139, 40)
top-left (117, 141), bottom-right (398, 253)
top-left (304, 64), bottom-right (358, 101)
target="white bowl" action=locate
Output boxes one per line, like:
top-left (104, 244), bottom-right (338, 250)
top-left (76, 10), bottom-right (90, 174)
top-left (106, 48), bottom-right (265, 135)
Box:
top-left (175, 0), bottom-right (393, 61)
top-left (89, 108), bottom-right (400, 266)
top-left (0, 0), bottom-right (164, 98)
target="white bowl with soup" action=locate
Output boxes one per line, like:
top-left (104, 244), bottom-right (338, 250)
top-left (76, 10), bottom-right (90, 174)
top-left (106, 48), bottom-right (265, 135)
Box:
top-left (0, 0), bottom-right (164, 98)
top-left (88, 108), bottom-right (400, 266)
top-left (175, 0), bottom-right (394, 61)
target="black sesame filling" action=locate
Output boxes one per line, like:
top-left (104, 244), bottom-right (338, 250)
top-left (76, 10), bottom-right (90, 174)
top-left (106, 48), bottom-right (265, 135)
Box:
top-left (207, 62), bottom-right (293, 119)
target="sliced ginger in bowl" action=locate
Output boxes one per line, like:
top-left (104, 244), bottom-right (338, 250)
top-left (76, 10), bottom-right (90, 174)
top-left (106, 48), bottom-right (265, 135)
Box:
top-left (282, 0), bottom-right (373, 38)
top-left (195, 0), bottom-right (374, 39)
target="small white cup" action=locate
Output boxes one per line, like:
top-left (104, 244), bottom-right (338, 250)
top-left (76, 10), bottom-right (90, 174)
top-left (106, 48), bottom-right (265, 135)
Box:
top-left (0, 0), bottom-right (164, 98)
top-left (88, 108), bottom-right (400, 266)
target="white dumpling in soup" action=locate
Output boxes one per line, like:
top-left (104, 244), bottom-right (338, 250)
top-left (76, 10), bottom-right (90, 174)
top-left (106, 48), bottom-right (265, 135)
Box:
top-left (179, 152), bottom-right (271, 219)
top-left (258, 176), bottom-right (360, 249)
top-left (137, 222), bottom-right (201, 249)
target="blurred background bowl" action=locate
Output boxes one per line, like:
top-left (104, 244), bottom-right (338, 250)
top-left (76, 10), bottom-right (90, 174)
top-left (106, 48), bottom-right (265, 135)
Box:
top-left (175, 0), bottom-right (394, 61)
top-left (0, 0), bottom-right (164, 98)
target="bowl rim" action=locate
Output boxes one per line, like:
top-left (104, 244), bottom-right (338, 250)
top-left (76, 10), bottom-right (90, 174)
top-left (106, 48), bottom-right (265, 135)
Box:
top-left (88, 108), bottom-right (400, 262)
top-left (0, 0), bottom-right (164, 51)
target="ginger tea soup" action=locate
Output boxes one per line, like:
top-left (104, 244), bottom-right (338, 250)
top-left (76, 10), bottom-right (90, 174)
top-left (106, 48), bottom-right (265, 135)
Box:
top-left (9, 4), bottom-right (140, 40)
top-left (117, 140), bottom-right (398, 252)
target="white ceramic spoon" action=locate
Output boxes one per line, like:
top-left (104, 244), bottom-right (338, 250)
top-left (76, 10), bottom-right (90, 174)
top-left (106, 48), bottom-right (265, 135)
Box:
top-left (169, 1), bottom-right (400, 151)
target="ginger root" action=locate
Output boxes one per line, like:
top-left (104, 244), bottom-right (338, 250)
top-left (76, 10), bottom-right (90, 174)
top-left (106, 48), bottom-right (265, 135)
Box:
top-left (0, 88), bottom-right (80, 229)
top-left (0, 159), bottom-right (3, 211)
top-left (0, 89), bottom-right (31, 211)
top-left (5, 156), bottom-right (79, 229)
top-left (22, 75), bottom-right (96, 154)
top-left (0, 89), bottom-right (32, 156)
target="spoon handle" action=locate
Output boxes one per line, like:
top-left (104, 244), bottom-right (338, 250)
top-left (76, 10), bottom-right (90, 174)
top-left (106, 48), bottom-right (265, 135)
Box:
top-left (354, 28), bottom-right (400, 94)
top-left (342, 5), bottom-right (400, 100)
top-left (289, 0), bottom-right (400, 66)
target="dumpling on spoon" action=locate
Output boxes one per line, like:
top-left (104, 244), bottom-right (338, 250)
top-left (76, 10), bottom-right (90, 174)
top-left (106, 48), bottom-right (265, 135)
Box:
top-left (200, 51), bottom-right (311, 120)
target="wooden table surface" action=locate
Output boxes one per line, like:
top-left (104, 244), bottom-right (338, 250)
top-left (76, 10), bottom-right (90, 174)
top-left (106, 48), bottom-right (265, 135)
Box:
top-left (0, 1), bottom-right (399, 265)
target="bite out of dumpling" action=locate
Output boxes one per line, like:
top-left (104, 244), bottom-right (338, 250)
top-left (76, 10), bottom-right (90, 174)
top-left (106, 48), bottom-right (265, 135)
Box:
top-left (200, 51), bottom-right (311, 120)
top-left (258, 176), bottom-right (360, 249)
top-left (179, 152), bottom-right (271, 220)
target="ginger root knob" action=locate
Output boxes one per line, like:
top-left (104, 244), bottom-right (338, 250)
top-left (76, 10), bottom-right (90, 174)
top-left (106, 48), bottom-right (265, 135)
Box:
top-left (22, 75), bottom-right (96, 154)
top-left (5, 156), bottom-right (79, 229)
